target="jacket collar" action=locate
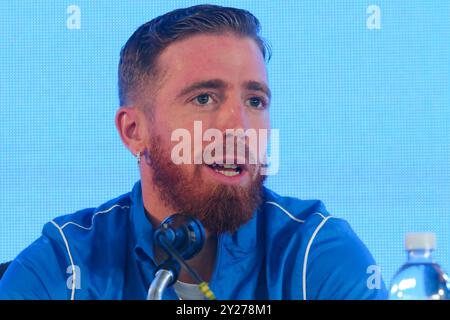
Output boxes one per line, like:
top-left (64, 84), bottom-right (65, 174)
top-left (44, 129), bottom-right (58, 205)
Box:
top-left (130, 180), bottom-right (263, 263)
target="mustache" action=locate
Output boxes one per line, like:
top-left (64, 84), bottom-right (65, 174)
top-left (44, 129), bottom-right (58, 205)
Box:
top-left (192, 136), bottom-right (261, 166)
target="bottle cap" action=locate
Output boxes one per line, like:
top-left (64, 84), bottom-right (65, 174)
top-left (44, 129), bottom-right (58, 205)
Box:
top-left (405, 232), bottom-right (436, 251)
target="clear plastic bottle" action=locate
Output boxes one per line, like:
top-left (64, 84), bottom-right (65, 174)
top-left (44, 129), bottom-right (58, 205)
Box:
top-left (389, 233), bottom-right (450, 300)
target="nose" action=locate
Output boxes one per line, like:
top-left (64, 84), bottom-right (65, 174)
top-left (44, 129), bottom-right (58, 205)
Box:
top-left (215, 97), bottom-right (249, 133)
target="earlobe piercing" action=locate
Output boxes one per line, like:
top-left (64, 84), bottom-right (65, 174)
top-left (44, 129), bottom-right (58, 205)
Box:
top-left (136, 151), bottom-right (141, 165)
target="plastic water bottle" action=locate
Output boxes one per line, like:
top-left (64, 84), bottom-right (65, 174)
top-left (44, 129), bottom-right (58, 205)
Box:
top-left (389, 233), bottom-right (450, 300)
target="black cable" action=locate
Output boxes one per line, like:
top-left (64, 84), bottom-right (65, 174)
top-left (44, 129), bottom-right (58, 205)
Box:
top-left (157, 234), bottom-right (217, 300)
top-left (158, 234), bottom-right (203, 284)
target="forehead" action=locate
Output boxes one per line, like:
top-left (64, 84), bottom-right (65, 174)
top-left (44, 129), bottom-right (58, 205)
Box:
top-left (155, 33), bottom-right (268, 90)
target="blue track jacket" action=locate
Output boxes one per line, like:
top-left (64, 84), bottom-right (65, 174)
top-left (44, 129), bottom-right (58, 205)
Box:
top-left (0, 181), bottom-right (387, 300)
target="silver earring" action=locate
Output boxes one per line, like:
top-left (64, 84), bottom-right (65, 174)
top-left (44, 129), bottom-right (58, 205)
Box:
top-left (136, 151), bottom-right (141, 165)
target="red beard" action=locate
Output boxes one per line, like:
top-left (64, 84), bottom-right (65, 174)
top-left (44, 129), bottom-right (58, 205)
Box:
top-left (144, 134), bottom-right (266, 235)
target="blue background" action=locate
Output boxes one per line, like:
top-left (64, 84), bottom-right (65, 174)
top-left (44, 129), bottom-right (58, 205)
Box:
top-left (1, 1), bottom-right (449, 286)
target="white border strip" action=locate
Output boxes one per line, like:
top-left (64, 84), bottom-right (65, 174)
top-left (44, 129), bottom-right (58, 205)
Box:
top-left (60, 205), bottom-right (129, 230)
top-left (302, 215), bottom-right (333, 300)
top-left (265, 201), bottom-right (305, 223)
top-left (50, 220), bottom-right (76, 300)
top-left (48, 204), bottom-right (129, 299)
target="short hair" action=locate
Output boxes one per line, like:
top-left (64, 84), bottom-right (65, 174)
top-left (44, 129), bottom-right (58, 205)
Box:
top-left (118, 4), bottom-right (271, 107)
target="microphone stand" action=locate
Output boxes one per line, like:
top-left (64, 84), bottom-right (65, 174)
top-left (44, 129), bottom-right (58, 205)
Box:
top-left (147, 259), bottom-right (180, 300)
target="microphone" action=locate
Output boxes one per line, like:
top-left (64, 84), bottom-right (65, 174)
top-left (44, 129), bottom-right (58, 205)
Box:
top-left (154, 213), bottom-right (205, 260)
top-left (147, 213), bottom-right (216, 300)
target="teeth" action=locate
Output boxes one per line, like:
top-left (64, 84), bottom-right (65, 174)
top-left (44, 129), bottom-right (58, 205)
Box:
top-left (214, 169), bottom-right (240, 177)
top-left (223, 164), bottom-right (237, 169)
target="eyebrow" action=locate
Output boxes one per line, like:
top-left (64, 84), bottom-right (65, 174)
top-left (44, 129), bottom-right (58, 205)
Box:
top-left (176, 79), bottom-right (271, 100)
top-left (243, 80), bottom-right (271, 100)
top-left (176, 79), bottom-right (228, 99)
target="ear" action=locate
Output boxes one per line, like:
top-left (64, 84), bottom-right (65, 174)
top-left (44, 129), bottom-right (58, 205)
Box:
top-left (115, 106), bottom-right (149, 156)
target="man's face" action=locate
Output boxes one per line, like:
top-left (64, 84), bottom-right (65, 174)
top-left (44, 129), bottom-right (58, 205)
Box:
top-left (143, 33), bottom-right (270, 234)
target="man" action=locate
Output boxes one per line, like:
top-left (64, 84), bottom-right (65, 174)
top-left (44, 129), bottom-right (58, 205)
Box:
top-left (0, 5), bottom-right (387, 300)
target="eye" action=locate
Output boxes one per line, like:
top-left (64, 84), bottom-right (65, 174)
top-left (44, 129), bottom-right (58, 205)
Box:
top-left (246, 96), bottom-right (267, 109)
top-left (193, 93), bottom-right (213, 106)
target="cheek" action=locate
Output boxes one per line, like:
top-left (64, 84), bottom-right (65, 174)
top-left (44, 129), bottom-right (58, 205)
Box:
top-left (150, 113), bottom-right (181, 146)
top-left (249, 112), bottom-right (270, 131)
top-left (178, 164), bottom-right (201, 184)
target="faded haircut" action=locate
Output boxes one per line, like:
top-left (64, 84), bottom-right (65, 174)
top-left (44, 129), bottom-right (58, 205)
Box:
top-left (118, 4), bottom-right (271, 108)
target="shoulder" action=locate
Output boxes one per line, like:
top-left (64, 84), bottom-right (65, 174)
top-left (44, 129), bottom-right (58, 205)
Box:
top-left (303, 216), bottom-right (387, 299)
top-left (0, 191), bottom-right (133, 300)
top-left (261, 187), bottom-right (364, 248)
top-left (49, 192), bottom-right (132, 235)
top-left (260, 187), bottom-right (387, 300)
top-left (41, 192), bottom-right (133, 269)
top-left (261, 187), bottom-right (334, 244)
top-left (262, 186), bottom-right (330, 226)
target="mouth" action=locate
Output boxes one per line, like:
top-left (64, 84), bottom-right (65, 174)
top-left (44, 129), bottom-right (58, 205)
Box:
top-left (203, 161), bottom-right (249, 184)
top-left (207, 163), bottom-right (243, 177)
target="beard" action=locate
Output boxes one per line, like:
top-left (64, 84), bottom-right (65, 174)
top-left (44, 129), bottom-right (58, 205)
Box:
top-left (144, 133), bottom-right (266, 235)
